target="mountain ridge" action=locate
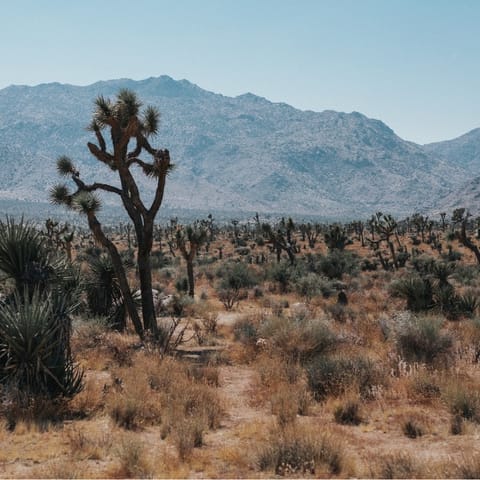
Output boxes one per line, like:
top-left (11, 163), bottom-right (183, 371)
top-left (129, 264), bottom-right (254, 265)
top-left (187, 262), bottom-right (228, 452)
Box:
top-left (0, 75), bottom-right (478, 219)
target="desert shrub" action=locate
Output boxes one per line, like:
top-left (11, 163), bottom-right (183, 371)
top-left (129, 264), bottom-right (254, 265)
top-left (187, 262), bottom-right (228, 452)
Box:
top-left (409, 372), bottom-right (441, 400)
top-left (265, 261), bottom-right (295, 293)
top-left (113, 435), bottom-right (153, 478)
top-left (396, 316), bottom-right (452, 364)
top-left (233, 315), bottom-right (260, 344)
top-left (259, 316), bottom-right (336, 364)
top-left (257, 426), bottom-right (344, 476)
top-left (270, 387), bottom-right (300, 427)
top-left (434, 285), bottom-right (460, 318)
top-left (453, 264), bottom-right (480, 286)
top-left (292, 272), bottom-right (336, 300)
top-left (360, 257), bottom-right (378, 271)
top-left (306, 354), bottom-right (384, 400)
top-left (450, 414), bottom-right (464, 435)
top-left (457, 293), bottom-right (479, 318)
top-left (376, 452), bottom-right (419, 478)
top-left (445, 385), bottom-right (480, 422)
top-left (316, 250), bottom-right (359, 280)
top-left (402, 418), bottom-right (424, 438)
top-left (411, 254), bottom-right (436, 276)
top-left (441, 246), bottom-right (462, 262)
top-left (108, 396), bottom-right (146, 430)
top-left (334, 400), bottom-right (362, 425)
top-left (216, 262), bottom-right (258, 310)
top-left (175, 277), bottom-right (189, 293)
top-left (174, 417), bottom-right (205, 460)
top-left (150, 250), bottom-right (171, 269)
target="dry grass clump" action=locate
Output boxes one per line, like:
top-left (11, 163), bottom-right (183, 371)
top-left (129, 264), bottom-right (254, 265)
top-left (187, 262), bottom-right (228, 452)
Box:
top-left (257, 424), bottom-right (346, 476)
top-left (333, 399), bottom-right (363, 425)
top-left (72, 319), bottom-right (138, 370)
top-left (395, 315), bottom-right (453, 365)
top-left (110, 434), bottom-right (154, 478)
top-left (258, 314), bottom-right (337, 363)
top-left (402, 417), bottom-right (425, 438)
top-left (252, 353), bottom-right (313, 421)
top-left (306, 353), bottom-right (385, 400)
top-left (66, 424), bottom-right (113, 460)
top-left (408, 370), bottom-right (442, 402)
top-left (442, 379), bottom-right (480, 423)
top-left (105, 353), bottom-right (224, 443)
top-left (173, 416), bottom-right (206, 461)
top-left (446, 453), bottom-right (480, 478)
top-left (373, 451), bottom-right (423, 478)
top-left (32, 460), bottom-right (82, 479)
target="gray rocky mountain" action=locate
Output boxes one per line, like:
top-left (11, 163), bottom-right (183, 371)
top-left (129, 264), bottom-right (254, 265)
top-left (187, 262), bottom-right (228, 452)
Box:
top-left (0, 76), bottom-right (477, 219)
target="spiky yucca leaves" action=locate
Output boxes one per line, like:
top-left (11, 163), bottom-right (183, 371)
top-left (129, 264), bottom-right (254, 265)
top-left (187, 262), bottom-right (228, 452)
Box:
top-left (56, 155), bottom-right (77, 177)
top-left (85, 253), bottom-right (137, 330)
top-left (390, 276), bottom-right (434, 312)
top-left (324, 224), bottom-right (350, 251)
top-left (0, 217), bottom-right (79, 297)
top-left (0, 289), bottom-right (83, 400)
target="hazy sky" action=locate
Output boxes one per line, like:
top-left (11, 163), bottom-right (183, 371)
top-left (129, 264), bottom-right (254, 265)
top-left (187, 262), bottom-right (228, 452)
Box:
top-left (1, 0), bottom-right (478, 143)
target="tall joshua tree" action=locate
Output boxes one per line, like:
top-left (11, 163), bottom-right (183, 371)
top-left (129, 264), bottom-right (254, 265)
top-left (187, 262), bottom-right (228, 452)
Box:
top-left (51, 89), bottom-right (172, 340)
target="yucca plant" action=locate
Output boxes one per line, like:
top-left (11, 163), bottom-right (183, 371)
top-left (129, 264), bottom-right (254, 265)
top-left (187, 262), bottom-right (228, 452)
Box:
top-left (390, 275), bottom-right (433, 312)
top-left (0, 217), bottom-right (78, 299)
top-left (85, 253), bottom-right (130, 330)
top-left (0, 289), bottom-right (83, 400)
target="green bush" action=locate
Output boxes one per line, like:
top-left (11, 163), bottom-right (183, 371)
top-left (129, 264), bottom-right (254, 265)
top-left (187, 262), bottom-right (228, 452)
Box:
top-left (233, 316), bottom-right (259, 344)
top-left (265, 261), bottom-right (295, 293)
top-left (316, 251), bottom-right (359, 280)
top-left (175, 277), bottom-right (189, 293)
top-left (293, 272), bottom-right (334, 300)
top-left (216, 262), bottom-right (258, 310)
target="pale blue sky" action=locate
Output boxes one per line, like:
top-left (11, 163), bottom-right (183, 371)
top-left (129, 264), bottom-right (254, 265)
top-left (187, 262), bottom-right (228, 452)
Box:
top-left (0, 0), bottom-right (478, 143)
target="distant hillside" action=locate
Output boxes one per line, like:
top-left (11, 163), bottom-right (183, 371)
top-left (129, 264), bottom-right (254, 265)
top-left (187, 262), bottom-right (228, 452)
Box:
top-left (434, 176), bottom-right (480, 216)
top-left (0, 76), bottom-right (477, 219)
top-left (424, 128), bottom-right (480, 172)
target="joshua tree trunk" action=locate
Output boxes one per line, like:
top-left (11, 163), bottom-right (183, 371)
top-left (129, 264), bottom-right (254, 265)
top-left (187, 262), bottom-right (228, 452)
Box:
top-left (187, 259), bottom-right (195, 297)
top-left (52, 89), bottom-right (171, 342)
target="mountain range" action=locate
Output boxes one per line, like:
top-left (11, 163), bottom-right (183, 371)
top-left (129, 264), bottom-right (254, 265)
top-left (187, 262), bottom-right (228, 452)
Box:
top-left (0, 75), bottom-right (478, 220)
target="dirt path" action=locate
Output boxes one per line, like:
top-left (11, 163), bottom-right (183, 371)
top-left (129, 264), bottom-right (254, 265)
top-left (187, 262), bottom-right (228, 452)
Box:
top-left (217, 365), bottom-right (262, 426)
top-left (193, 365), bottom-right (270, 477)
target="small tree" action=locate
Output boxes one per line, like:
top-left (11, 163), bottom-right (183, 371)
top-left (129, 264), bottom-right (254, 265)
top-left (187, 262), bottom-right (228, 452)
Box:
top-left (175, 225), bottom-right (207, 297)
top-left (217, 263), bottom-right (258, 310)
top-left (452, 209), bottom-right (480, 265)
top-left (51, 89), bottom-right (172, 341)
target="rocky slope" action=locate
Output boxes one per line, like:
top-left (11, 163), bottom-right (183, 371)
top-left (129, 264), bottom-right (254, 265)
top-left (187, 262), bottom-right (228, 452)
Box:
top-left (0, 76), bottom-right (477, 218)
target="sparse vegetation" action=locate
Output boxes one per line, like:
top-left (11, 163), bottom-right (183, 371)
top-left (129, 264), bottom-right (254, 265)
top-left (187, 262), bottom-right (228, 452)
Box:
top-left (1, 179), bottom-right (480, 478)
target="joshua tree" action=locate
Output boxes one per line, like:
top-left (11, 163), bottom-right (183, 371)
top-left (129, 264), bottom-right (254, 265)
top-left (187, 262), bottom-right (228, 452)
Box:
top-left (452, 208), bottom-right (480, 265)
top-left (324, 224), bottom-right (349, 251)
top-left (51, 89), bottom-right (172, 340)
top-left (175, 225), bottom-right (207, 297)
top-left (262, 222), bottom-right (297, 264)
